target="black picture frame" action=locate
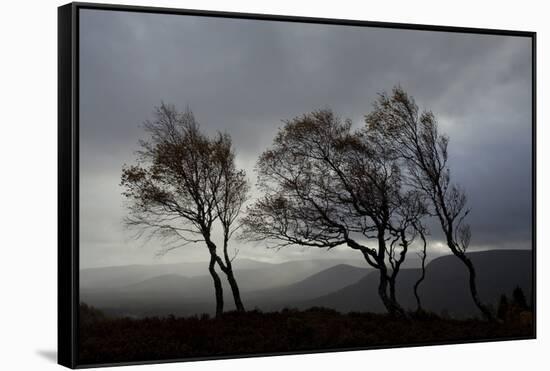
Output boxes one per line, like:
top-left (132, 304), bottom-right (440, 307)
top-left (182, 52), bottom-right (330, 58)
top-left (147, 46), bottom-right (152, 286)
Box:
top-left (58, 2), bottom-right (537, 368)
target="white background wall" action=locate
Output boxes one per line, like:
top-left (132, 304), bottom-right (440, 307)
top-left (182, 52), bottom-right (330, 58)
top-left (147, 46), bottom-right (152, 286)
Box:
top-left (0, 0), bottom-right (546, 370)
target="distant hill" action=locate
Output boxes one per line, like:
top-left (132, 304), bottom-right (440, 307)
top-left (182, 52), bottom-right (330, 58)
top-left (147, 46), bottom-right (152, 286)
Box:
top-left (244, 264), bottom-right (370, 309)
top-left (304, 249), bottom-right (532, 318)
top-left (80, 259), bottom-right (275, 290)
top-left (80, 258), bottom-right (369, 317)
top-left (80, 250), bottom-right (532, 319)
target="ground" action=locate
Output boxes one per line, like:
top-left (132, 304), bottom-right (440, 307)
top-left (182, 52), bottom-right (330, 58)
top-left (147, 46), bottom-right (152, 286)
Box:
top-left (78, 304), bottom-right (533, 365)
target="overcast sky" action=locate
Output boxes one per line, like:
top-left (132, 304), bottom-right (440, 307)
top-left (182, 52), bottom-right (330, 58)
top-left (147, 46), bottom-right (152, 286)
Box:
top-left (79, 9), bottom-right (533, 269)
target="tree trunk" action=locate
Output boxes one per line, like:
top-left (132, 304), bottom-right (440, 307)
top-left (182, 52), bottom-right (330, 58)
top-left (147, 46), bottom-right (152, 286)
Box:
top-left (442, 230), bottom-right (493, 321)
top-left (413, 262), bottom-right (426, 312)
top-left (458, 253), bottom-right (494, 321)
top-left (225, 269), bottom-right (245, 312)
top-left (378, 271), bottom-right (393, 313)
top-left (372, 229), bottom-right (406, 317)
top-left (217, 234), bottom-right (245, 312)
top-left (378, 269), bottom-right (405, 317)
top-left (389, 276), bottom-right (397, 305)
top-left (414, 230), bottom-right (427, 312)
top-left (208, 253), bottom-right (224, 317)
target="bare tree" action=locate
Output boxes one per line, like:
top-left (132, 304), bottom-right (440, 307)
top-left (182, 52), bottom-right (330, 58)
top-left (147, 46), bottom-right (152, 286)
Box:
top-left (365, 86), bottom-right (493, 320)
top-left (242, 109), bottom-right (425, 316)
top-left (120, 103), bottom-right (247, 316)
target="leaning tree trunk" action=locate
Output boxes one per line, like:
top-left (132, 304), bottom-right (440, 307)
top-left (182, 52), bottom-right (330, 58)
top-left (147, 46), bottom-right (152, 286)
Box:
top-left (225, 268), bottom-right (245, 312)
top-left (413, 231), bottom-right (427, 312)
top-left (413, 258), bottom-right (427, 313)
top-left (444, 232), bottom-right (493, 321)
top-left (214, 235), bottom-right (245, 312)
top-left (208, 253), bottom-right (224, 317)
top-left (216, 262), bottom-right (244, 312)
top-left (457, 253), bottom-right (494, 321)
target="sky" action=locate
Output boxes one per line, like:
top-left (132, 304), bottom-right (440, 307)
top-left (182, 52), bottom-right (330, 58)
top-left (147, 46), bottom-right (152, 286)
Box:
top-left (79, 9), bottom-right (533, 269)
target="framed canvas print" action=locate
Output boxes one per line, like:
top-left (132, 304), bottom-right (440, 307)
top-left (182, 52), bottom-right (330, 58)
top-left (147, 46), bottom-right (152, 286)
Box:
top-left (58, 2), bottom-right (536, 368)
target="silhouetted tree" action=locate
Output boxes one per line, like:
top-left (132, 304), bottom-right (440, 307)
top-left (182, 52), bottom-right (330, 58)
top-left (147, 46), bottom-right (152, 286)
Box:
top-left (242, 109), bottom-right (425, 316)
top-left (512, 286), bottom-right (528, 311)
top-left (365, 86), bottom-right (493, 321)
top-left (120, 104), bottom-right (247, 316)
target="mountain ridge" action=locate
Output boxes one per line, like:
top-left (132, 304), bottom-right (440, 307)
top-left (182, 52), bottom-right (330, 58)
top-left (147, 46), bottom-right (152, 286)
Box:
top-left (80, 249), bottom-right (532, 319)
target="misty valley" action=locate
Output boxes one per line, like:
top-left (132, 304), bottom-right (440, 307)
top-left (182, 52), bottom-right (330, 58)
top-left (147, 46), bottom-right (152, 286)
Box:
top-left (81, 250), bottom-right (531, 319)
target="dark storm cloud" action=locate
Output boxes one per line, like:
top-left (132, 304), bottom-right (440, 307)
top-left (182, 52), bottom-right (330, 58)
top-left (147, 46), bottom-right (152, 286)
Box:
top-left (79, 9), bottom-right (532, 268)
